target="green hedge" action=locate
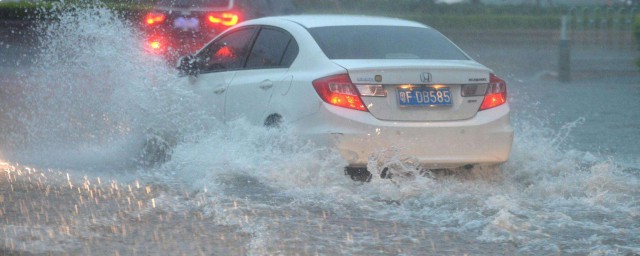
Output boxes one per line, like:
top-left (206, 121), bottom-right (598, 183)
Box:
top-left (0, 1), bottom-right (149, 20)
top-left (0, 2), bottom-right (45, 20)
top-left (292, 1), bottom-right (565, 30)
top-left (396, 14), bottom-right (561, 30)
top-left (0, 1), bottom-right (564, 30)
top-left (293, 0), bottom-right (567, 16)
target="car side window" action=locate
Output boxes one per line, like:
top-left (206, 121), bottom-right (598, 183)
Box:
top-left (280, 38), bottom-right (298, 67)
top-left (198, 27), bottom-right (256, 73)
top-left (246, 27), bottom-right (298, 69)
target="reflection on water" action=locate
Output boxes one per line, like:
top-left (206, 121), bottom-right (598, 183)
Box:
top-left (0, 3), bottom-right (639, 255)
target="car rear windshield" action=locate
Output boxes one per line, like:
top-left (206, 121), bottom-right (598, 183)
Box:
top-left (157, 0), bottom-right (230, 8)
top-left (309, 26), bottom-right (469, 60)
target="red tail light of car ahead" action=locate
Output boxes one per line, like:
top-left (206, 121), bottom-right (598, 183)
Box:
top-left (145, 36), bottom-right (167, 53)
top-left (145, 12), bottom-right (166, 25)
top-left (313, 74), bottom-right (368, 112)
top-left (479, 73), bottom-right (507, 111)
top-left (207, 12), bottom-right (240, 27)
top-left (150, 41), bottom-right (161, 49)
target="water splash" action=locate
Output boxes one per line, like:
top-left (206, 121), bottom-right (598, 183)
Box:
top-left (1, 2), bottom-right (214, 172)
top-left (150, 114), bottom-right (639, 255)
top-left (0, 3), bottom-right (638, 255)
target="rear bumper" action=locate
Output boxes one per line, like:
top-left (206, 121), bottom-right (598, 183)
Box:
top-left (293, 103), bottom-right (513, 168)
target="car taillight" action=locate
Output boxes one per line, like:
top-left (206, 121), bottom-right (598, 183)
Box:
top-left (145, 12), bottom-right (166, 25)
top-left (207, 12), bottom-right (240, 27)
top-left (479, 74), bottom-right (507, 111)
top-left (313, 74), bottom-right (367, 112)
top-left (145, 36), bottom-right (166, 53)
top-left (150, 41), bottom-right (161, 49)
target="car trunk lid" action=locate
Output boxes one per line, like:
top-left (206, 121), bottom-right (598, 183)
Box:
top-left (333, 59), bottom-right (492, 122)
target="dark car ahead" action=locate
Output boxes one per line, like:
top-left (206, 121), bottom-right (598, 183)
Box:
top-left (142, 0), bottom-right (242, 60)
top-left (142, 0), bottom-right (296, 61)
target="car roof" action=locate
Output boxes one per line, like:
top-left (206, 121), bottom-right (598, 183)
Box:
top-left (248, 15), bottom-right (429, 29)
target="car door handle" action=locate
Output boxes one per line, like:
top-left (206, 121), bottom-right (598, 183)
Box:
top-left (259, 80), bottom-right (274, 90)
top-left (213, 87), bottom-right (226, 94)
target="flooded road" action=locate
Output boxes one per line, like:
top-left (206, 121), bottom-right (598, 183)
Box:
top-left (1, 6), bottom-right (639, 255)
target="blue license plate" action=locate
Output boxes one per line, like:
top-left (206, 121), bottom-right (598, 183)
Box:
top-left (174, 17), bottom-right (200, 30)
top-left (397, 87), bottom-right (453, 106)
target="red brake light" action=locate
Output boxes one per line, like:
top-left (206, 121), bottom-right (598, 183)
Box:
top-left (313, 74), bottom-right (367, 112)
top-left (479, 74), bottom-right (507, 111)
top-left (145, 12), bottom-right (166, 25)
top-left (207, 12), bottom-right (240, 27)
top-left (145, 36), bottom-right (166, 53)
top-left (150, 41), bottom-right (161, 49)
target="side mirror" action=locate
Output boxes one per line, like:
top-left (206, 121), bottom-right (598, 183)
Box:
top-left (176, 55), bottom-right (199, 76)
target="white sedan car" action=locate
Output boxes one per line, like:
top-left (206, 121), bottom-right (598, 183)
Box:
top-left (176, 15), bottom-right (513, 180)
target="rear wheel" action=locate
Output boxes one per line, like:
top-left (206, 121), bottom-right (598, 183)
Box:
top-left (344, 167), bottom-right (372, 182)
top-left (264, 114), bottom-right (282, 128)
top-left (138, 130), bottom-right (177, 168)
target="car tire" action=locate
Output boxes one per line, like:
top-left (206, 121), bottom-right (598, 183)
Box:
top-left (139, 130), bottom-right (177, 168)
top-left (264, 114), bottom-right (282, 128)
